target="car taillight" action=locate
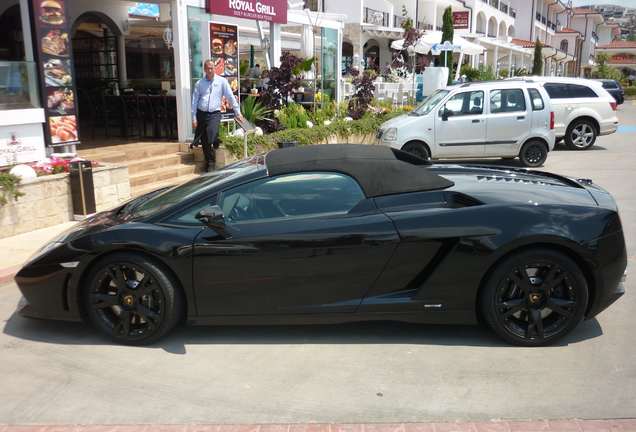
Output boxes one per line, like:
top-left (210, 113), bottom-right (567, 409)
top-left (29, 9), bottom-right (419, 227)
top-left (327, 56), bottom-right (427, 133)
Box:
top-left (610, 102), bottom-right (617, 111)
top-left (550, 111), bottom-right (555, 130)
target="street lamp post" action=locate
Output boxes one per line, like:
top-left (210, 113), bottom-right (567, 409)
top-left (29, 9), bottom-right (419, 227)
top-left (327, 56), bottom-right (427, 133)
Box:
top-left (407, 45), bottom-right (416, 104)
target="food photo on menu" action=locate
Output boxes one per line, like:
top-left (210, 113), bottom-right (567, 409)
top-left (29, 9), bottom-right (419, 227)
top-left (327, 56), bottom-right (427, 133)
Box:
top-left (213, 57), bottom-right (225, 75)
top-left (49, 115), bottom-right (78, 143)
top-left (224, 57), bottom-right (237, 77)
top-left (44, 58), bottom-right (72, 86)
top-left (41, 29), bottom-right (69, 57)
top-left (224, 39), bottom-right (237, 56)
top-left (46, 87), bottom-right (75, 115)
top-left (39, 0), bottom-right (65, 25)
top-left (212, 38), bottom-right (223, 55)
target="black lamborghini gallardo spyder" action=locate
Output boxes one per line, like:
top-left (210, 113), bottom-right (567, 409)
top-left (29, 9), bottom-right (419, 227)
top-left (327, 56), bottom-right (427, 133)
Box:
top-left (15, 145), bottom-right (626, 346)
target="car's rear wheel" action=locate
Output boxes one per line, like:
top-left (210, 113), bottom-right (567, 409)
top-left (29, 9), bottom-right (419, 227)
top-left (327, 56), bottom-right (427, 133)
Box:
top-left (480, 249), bottom-right (588, 346)
top-left (566, 119), bottom-right (597, 150)
top-left (402, 141), bottom-right (430, 161)
top-left (519, 140), bottom-right (547, 167)
top-left (83, 253), bottom-right (183, 345)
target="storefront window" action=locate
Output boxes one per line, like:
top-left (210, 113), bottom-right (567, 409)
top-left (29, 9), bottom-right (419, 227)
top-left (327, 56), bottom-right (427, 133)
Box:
top-left (0, 61), bottom-right (40, 109)
top-left (187, 6), bottom-right (211, 93)
top-left (320, 27), bottom-right (338, 102)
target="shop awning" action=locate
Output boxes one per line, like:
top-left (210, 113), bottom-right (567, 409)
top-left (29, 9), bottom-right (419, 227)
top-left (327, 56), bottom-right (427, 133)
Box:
top-left (391, 31), bottom-right (484, 56)
top-left (477, 36), bottom-right (532, 55)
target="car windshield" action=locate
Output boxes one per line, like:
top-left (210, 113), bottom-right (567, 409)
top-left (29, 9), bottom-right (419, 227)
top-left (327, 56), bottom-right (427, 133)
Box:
top-left (411, 90), bottom-right (450, 116)
top-left (128, 155), bottom-right (265, 218)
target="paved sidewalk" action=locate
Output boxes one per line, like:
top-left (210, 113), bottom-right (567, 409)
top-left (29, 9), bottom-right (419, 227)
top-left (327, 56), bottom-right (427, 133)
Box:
top-left (0, 222), bottom-right (76, 284)
top-left (1, 421), bottom-right (636, 432)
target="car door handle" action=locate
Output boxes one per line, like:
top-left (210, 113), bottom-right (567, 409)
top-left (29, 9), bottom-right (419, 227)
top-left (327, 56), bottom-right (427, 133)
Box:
top-left (472, 119), bottom-right (480, 123)
top-left (516, 116), bottom-right (525, 120)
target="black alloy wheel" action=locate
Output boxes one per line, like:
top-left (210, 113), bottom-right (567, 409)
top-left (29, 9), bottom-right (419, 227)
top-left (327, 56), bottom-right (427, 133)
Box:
top-left (519, 140), bottom-right (548, 167)
top-left (84, 253), bottom-right (182, 345)
top-left (402, 142), bottom-right (430, 161)
top-left (566, 119), bottom-right (597, 150)
top-left (480, 249), bottom-right (588, 346)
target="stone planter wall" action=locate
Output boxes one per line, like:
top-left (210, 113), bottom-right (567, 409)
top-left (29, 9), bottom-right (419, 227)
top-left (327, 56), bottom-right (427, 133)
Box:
top-left (0, 164), bottom-right (130, 239)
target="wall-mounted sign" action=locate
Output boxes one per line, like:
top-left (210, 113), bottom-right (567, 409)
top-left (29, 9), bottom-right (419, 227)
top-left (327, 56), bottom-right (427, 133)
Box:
top-left (452, 11), bottom-right (469, 29)
top-left (0, 129), bottom-right (46, 167)
top-left (210, 22), bottom-right (240, 121)
top-left (30, 0), bottom-right (80, 147)
top-left (127, 3), bottom-right (160, 17)
top-left (207, 0), bottom-right (288, 24)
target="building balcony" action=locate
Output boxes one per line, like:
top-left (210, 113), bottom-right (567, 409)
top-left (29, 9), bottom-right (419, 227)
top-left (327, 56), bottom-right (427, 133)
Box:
top-left (364, 7), bottom-right (390, 27)
top-left (394, 15), bottom-right (406, 28)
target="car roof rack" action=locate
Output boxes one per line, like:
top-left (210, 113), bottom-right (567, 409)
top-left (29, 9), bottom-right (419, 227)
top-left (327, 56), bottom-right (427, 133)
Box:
top-left (459, 78), bottom-right (536, 88)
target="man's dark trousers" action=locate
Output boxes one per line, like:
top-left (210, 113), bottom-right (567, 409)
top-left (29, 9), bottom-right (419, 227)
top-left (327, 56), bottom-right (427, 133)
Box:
top-left (196, 109), bottom-right (222, 170)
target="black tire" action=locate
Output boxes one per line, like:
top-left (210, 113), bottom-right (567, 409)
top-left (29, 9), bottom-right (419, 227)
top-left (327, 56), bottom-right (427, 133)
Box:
top-left (479, 248), bottom-right (588, 347)
top-left (83, 252), bottom-right (183, 345)
top-left (565, 119), bottom-right (597, 150)
top-left (402, 141), bottom-right (430, 161)
top-left (519, 140), bottom-right (548, 167)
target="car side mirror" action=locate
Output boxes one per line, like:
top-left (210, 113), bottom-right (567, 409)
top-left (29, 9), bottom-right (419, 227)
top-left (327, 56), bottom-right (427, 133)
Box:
top-left (196, 205), bottom-right (229, 237)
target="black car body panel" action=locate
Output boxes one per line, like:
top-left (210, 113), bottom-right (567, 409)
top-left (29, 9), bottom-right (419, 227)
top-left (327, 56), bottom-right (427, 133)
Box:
top-left (15, 146), bottom-right (627, 331)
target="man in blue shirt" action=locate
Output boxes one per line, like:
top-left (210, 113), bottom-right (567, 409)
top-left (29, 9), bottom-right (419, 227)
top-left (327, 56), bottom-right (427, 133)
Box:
top-left (191, 59), bottom-right (244, 171)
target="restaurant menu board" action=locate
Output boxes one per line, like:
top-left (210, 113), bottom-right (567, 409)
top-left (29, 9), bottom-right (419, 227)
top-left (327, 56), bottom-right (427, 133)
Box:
top-left (31, 0), bottom-right (80, 146)
top-left (210, 22), bottom-right (239, 121)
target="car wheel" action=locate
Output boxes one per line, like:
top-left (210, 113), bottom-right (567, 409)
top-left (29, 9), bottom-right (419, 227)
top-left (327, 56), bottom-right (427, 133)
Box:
top-left (519, 140), bottom-right (547, 167)
top-left (83, 253), bottom-right (183, 345)
top-left (480, 248), bottom-right (588, 347)
top-left (566, 119), bottom-right (597, 150)
top-left (402, 142), bottom-right (430, 161)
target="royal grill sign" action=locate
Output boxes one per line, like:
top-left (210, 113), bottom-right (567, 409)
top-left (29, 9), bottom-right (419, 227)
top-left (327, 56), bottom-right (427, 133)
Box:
top-left (452, 11), bottom-right (469, 29)
top-left (207, 0), bottom-right (287, 24)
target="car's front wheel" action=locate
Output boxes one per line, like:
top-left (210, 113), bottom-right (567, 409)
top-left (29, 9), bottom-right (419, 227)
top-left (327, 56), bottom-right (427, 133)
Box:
top-left (519, 140), bottom-right (548, 167)
top-left (402, 141), bottom-right (430, 161)
top-left (566, 119), bottom-right (597, 150)
top-left (83, 253), bottom-right (183, 345)
top-left (480, 249), bottom-right (588, 346)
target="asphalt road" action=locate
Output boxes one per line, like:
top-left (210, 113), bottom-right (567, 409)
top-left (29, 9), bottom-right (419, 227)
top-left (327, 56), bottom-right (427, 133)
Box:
top-left (1, 103), bottom-right (635, 425)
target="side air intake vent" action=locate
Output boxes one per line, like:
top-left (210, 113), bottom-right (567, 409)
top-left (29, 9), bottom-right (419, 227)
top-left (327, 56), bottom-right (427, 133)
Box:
top-left (447, 192), bottom-right (483, 208)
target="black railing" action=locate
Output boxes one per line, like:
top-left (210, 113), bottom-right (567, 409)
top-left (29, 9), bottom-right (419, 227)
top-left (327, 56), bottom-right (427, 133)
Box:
top-left (364, 7), bottom-right (389, 26)
top-left (510, 8), bottom-right (516, 18)
top-left (490, 0), bottom-right (499, 8)
top-left (418, 21), bottom-right (433, 30)
top-left (500, 2), bottom-right (508, 14)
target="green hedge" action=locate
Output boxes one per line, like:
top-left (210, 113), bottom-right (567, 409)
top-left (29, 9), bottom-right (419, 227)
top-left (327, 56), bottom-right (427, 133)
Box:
top-left (624, 86), bottom-right (636, 97)
top-left (221, 110), bottom-right (407, 159)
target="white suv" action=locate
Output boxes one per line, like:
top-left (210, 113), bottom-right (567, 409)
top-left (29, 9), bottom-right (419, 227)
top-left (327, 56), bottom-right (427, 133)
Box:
top-left (529, 77), bottom-right (619, 150)
top-left (377, 80), bottom-right (555, 167)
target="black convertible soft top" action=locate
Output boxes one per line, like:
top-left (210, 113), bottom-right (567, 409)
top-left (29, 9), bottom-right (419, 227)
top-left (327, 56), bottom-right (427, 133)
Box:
top-left (265, 144), bottom-right (454, 197)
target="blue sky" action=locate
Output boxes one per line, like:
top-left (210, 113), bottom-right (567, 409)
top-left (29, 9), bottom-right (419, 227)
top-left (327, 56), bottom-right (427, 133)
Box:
top-left (572, 0), bottom-right (636, 5)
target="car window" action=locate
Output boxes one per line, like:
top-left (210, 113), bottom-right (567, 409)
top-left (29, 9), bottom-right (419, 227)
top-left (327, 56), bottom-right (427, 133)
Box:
top-left (567, 84), bottom-right (597, 98)
top-left (412, 89), bottom-right (449, 116)
top-left (602, 81), bottom-right (617, 89)
top-left (489, 89), bottom-right (526, 114)
top-left (544, 83), bottom-right (568, 99)
top-left (218, 172), bottom-right (365, 224)
top-left (528, 88), bottom-right (545, 111)
top-left (441, 91), bottom-right (484, 117)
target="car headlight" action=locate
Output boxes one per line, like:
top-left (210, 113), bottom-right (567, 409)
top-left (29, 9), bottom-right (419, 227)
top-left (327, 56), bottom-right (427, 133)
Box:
top-left (383, 127), bottom-right (397, 141)
top-left (25, 241), bottom-right (63, 266)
